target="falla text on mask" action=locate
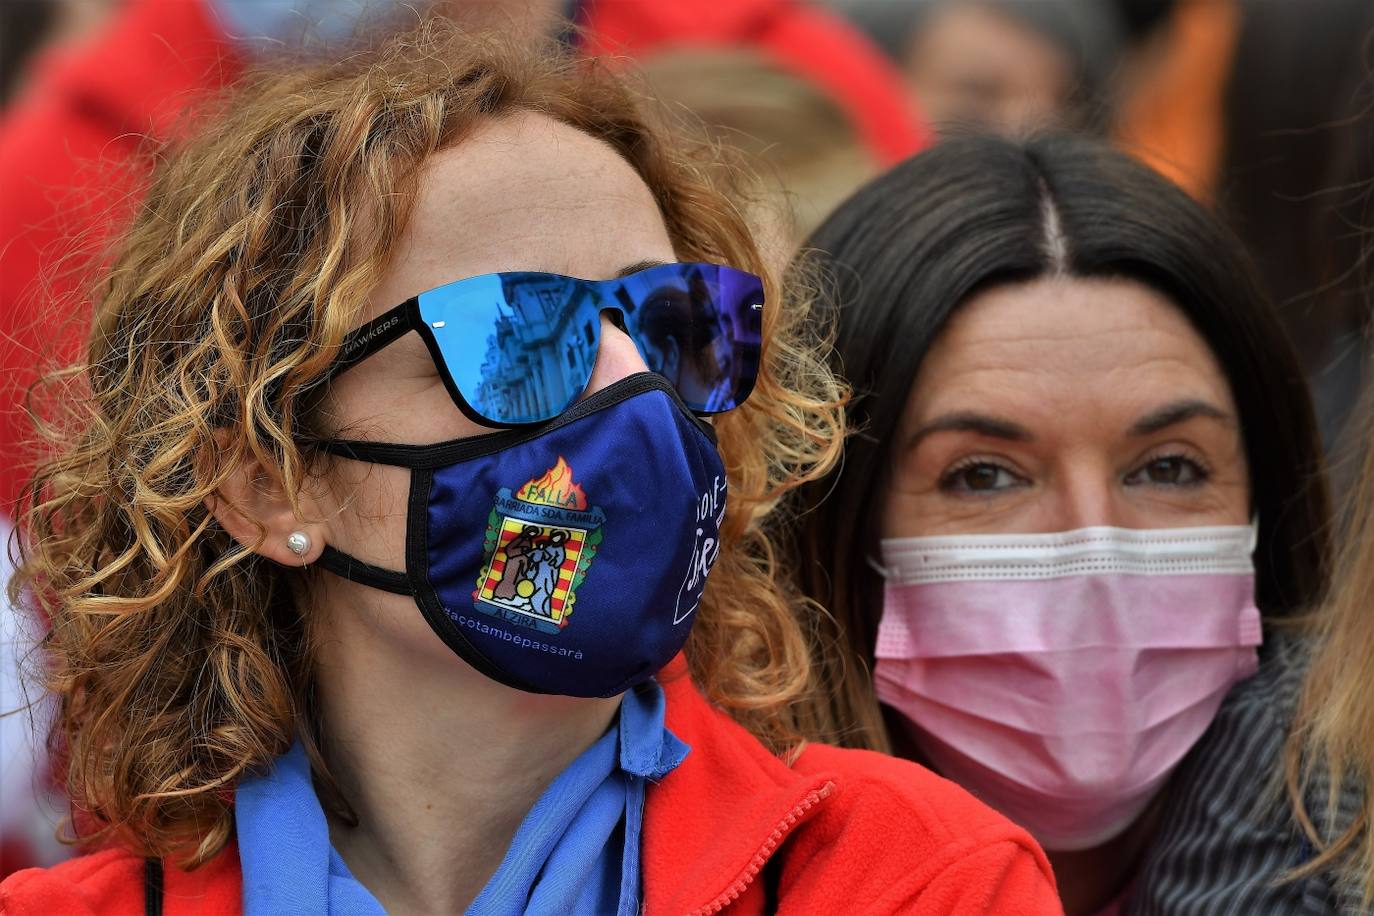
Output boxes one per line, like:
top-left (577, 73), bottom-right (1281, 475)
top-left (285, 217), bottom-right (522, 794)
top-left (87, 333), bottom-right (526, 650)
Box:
top-left (675, 475), bottom-right (726, 625)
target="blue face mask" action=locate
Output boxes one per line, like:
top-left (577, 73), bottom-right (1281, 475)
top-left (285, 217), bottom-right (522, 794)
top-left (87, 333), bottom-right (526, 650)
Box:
top-left (316, 374), bottom-right (727, 698)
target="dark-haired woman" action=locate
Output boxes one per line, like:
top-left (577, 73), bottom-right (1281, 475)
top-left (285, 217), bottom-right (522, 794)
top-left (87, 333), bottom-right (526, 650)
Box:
top-left (790, 133), bottom-right (1331, 915)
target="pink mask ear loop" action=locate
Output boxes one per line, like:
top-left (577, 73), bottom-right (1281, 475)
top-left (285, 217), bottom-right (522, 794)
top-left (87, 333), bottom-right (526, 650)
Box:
top-left (866, 554), bottom-right (892, 580)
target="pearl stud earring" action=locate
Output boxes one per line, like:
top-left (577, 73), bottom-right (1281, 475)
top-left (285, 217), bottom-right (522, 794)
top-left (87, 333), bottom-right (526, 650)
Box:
top-left (286, 532), bottom-right (311, 557)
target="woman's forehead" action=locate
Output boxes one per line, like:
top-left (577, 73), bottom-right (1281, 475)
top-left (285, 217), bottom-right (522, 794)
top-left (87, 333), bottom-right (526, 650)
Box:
top-left (362, 110), bottom-right (676, 320)
top-left (909, 276), bottom-right (1237, 425)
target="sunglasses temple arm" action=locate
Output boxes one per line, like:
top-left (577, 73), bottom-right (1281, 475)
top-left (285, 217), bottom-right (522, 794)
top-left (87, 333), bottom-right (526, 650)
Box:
top-left (324, 298), bottom-right (419, 383)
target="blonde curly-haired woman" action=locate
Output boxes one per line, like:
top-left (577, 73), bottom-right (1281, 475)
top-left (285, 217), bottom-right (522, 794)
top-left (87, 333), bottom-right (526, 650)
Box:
top-left (0, 21), bottom-right (1060, 916)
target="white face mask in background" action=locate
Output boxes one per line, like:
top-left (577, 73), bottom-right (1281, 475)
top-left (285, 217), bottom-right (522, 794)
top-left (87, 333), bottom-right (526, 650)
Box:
top-left (872, 524), bottom-right (1262, 851)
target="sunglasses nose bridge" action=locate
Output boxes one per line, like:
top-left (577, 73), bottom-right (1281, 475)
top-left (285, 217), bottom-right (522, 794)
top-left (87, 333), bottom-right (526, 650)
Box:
top-left (583, 310), bottom-right (651, 399)
top-left (594, 300), bottom-right (643, 361)
top-left (596, 300), bottom-right (630, 334)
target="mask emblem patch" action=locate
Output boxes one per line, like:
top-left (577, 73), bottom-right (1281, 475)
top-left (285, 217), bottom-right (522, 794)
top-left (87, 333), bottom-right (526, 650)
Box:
top-left (473, 457), bottom-right (605, 634)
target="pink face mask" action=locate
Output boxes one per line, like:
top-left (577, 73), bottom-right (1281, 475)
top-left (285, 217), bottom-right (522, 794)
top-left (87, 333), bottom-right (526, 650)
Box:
top-left (872, 524), bottom-right (1262, 851)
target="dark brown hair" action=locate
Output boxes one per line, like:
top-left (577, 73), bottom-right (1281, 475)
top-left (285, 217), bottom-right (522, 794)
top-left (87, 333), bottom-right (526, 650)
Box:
top-left (790, 132), bottom-right (1331, 751)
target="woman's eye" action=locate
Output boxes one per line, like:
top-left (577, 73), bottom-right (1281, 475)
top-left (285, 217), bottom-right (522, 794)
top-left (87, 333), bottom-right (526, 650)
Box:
top-left (940, 462), bottom-right (1025, 494)
top-left (1126, 455), bottom-right (1208, 487)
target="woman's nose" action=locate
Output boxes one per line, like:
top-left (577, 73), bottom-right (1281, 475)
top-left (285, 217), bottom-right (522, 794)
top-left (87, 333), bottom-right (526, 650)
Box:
top-left (583, 312), bottom-right (649, 397)
top-left (1046, 469), bottom-right (1122, 532)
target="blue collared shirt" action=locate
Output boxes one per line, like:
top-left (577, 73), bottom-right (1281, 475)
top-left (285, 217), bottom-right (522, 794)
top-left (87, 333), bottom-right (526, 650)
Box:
top-left (236, 680), bottom-right (689, 915)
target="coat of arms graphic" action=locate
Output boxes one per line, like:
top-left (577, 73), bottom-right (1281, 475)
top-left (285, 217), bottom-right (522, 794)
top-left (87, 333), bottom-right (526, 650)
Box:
top-left (472, 457), bottom-right (606, 634)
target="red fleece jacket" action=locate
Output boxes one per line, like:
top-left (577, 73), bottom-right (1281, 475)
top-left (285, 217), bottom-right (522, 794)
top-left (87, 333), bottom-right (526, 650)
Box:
top-left (1, 660), bottom-right (1062, 915)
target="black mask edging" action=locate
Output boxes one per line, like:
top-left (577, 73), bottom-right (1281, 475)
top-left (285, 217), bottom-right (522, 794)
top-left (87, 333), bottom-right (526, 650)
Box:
top-left (312, 466), bottom-right (544, 693)
top-left (313, 371), bottom-right (721, 695)
top-left (314, 372), bottom-right (717, 470)
top-left (404, 465), bottom-right (545, 693)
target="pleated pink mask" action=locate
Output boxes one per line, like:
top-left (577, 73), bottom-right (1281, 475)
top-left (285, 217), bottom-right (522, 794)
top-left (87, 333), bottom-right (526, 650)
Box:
top-left (872, 524), bottom-right (1262, 851)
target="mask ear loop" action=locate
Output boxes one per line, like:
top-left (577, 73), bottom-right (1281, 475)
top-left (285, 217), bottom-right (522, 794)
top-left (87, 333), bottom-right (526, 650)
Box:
top-left (866, 554), bottom-right (892, 580)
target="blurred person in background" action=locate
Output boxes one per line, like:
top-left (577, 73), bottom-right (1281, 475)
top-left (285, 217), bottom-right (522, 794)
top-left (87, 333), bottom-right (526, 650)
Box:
top-left (591, 0), bottom-right (929, 266)
top-left (638, 47), bottom-right (906, 267)
top-left (0, 0), bottom-right (232, 881)
top-left (1211, 0), bottom-right (1374, 458)
top-left (788, 133), bottom-right (1331, 916)
top-left (826, 0), bottom-right (1127, 134)
top-left (824, 0), bottom-right (1238, 204)
top-left (0, 22), bottom-right (1063, 915)
top-left (1113, 0), bottom-right (1237, 200)
top-left (0, 0), bottom-right (117, 106)
top-left (0, 0), bottom-right (61, 107)
top-left (578, 0), bottom-right (928, 166)
top-left (1114, 0), bottom-right (1374, 461)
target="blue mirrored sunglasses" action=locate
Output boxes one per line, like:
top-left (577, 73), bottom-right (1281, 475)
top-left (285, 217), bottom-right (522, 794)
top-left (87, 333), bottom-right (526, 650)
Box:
top-left (326, 262), bottom-right (765, 427)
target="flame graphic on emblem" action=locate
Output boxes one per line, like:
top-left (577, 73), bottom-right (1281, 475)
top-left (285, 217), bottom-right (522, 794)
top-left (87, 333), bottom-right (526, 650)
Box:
top-left (516, 456), bottom-right (588, 510)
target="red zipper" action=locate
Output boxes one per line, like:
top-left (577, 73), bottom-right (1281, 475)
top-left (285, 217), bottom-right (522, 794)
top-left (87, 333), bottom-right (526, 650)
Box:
top-left (690, 781), bottom-right (836, 916)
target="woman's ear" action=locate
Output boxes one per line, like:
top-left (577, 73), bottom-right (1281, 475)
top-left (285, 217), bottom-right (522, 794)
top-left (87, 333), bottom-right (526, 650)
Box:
top-left (205, 437), bottom-right (327, 567)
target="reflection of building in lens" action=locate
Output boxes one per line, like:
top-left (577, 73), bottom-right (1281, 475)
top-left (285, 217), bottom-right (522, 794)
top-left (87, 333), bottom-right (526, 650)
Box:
top-left (475, 276), bottom-right (597, 420)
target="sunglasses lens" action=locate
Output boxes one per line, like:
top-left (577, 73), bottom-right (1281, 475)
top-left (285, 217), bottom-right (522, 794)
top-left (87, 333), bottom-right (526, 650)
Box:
top-left (418, 273), bottom-right (599, 425)
top-left (416, 264), bottom-right (764, 426)
top-left (616, 264), bottom-right (764, 414)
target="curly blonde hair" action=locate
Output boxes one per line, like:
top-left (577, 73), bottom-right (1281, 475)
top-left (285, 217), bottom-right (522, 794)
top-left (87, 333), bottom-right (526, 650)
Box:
top-left (12, 21), bottom-right (844, 865)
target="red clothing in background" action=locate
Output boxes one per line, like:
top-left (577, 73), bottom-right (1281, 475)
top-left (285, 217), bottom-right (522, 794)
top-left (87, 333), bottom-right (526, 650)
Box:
top-left (580, 0), bottom-right (930, 167)
top-left (0, 0), bottom-right (240, 514)
top-left (0, 0), bottom-right (926, 513)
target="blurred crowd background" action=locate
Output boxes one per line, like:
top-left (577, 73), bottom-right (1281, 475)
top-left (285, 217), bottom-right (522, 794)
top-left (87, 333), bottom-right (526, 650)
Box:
top-left (1, 0), bottom-right (1371, 879)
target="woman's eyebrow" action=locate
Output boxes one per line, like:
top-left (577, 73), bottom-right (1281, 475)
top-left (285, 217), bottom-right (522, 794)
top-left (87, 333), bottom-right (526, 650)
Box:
top-left (1129, 399), bottom-right (1234, 437)
top-left (614, 259), bottom-right (670, 279)
top-left (909, 411), bottom-right (1033, 449)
